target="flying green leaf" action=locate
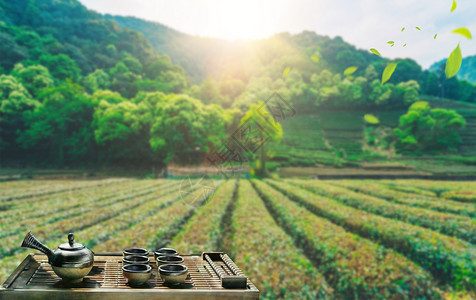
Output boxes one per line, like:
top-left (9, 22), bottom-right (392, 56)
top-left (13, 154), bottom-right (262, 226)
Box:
top-left (445, 43), bottom-right (462, 78)
top-left (391, 44), bottom-right (395, 47)
top-left (369, 48), bottom-right (381, 56)
top-left (283, 67), bottom-right (290, 78)
top-left (401, 27), bottom-right (405, 32)
top-left (364, 114), bottom-right (380, 124)
top-left (381, 62), bottom-right (398, 85)
top-left (416, 27), bottom-right (421, 31)
top-left (451, 0), bottom-right (457, 12)
top-left (451, 27), bottom-right (472, 39)
top-left (343, 66), bottom-right (358, 75)
top-left (311, 55), bottom-right (320, 62)
top-left (387, 41), bottom-right (394, 44)
top-left (403, 44), bottom-right (407, 47)
top-left (434, 33), bottom-right (438, 39)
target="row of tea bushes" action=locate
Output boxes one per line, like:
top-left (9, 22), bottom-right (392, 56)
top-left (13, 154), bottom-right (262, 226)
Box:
top-left (270, 179), bottom-right (476, 291)
top-left (0, 180), bottom-right (167, 238)
top-left (330, 180), bottom-right (476, 218)
top-left (0, 180), bottom-right (69, 194)
top-left (291, 180), bottom-right (476, 244)
top-left (381, 182), bottom-right (436, 197)
top-left (252, 180), bottom-right (440, 299)
top-left (387, 180), bottom-right (476, 202)
top-left (94, 182), bottom-right (219, 252)
top-left (441, 191), bottom-right (476, 203)
top-left (0, 178), bottom-right (129, 202)
top-left (169, 180), bottom-right (236, 254)
top-left (0, 181), bottom-right (177, 257)
top-left (233, 180), bottom-right (331, 300)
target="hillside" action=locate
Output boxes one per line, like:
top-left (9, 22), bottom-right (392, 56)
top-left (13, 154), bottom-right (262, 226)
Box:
top-left (274, 98), bottom-right (476, 176)
top-left (430, 55), bottom-right (476, 84)
top-left (104, 15), bottom-right (234, 83)
top-left (106, 15), bottom-right (389, 83)
top-left (0, 0), bottom-right (157, 74)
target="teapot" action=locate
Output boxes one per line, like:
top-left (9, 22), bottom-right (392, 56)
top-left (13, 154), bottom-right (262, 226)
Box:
top-left (21, 231), bottom-right (94, 283)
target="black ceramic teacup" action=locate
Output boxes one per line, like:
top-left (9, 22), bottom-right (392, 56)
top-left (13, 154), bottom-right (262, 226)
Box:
top-left (159, 264), bottom-right (188, 285)
top-left (122, 264), bottom-right (152, 286)
top-left (156, 255), bottom-right (184, 266)
top-left (123, 248), bottom-right (149, 257)
top-left (154, 248), bottom-right (179, 260)
top-left (123, 255), bottom-right (150, 265)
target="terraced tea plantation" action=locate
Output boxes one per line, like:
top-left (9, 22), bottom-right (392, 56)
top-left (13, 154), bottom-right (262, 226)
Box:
top-left (0, 178), bottom-right (475, 299)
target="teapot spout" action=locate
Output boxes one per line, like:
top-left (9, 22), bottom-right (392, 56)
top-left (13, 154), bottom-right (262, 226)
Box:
top-left (21, 231), bottom-right (54, 261)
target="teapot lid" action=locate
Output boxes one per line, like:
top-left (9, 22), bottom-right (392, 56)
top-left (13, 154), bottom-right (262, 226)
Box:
top-left (59, 233), bottom-right (85, 250)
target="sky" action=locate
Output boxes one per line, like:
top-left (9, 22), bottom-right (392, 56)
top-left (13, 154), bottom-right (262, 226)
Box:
top-left (79, 0), bottom-right (476, 69)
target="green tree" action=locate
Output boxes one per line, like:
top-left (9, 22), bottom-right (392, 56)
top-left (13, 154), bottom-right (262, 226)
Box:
top-left (0, 31), bottom-right (28, 71)
top-left (93, 91), bottom-right (170, 166)
top-left (121, 56), bottom-right (143, 75)
top-left (37, 54), bottom-right (81, 81)
top-left (0, 75), bottom-right (39, 156)
top-left (81, 69), bottom-right (110, 94)
top-left (93, 100), bottom-right (148, 165)
top-left (187, 77), bottom-right (228, 105)
top-left (109, 61), bottom-right (141, 98)
top-left (393, 80), bottom-right (420, 106)
top-left (239, 101), bottom-right (283, 177)
top-left (394, 101), bottom-right (466, 153)
top-left (17, 81), bottom-right (95, 166)
top-left (90, 90), bottom-right (126, 105)
top-left (149, 94), bottom-right (228, 164)
top-left (11, 63), bottom-right (54, 97)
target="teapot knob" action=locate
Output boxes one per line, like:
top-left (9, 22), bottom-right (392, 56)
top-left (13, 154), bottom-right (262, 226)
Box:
top-left (68, 233), bottom-right (74, 246)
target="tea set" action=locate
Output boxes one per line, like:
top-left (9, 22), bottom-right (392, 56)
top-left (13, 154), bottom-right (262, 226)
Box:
top-left (21, 231), bottom-right (188, 286)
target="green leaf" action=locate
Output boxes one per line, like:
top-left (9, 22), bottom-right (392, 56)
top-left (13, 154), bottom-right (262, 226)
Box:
top-left (381, 62), bottom-right (398, 85)
top-left (369, 48), bottom-right (381, 56)
top-left (391, 44), bottom-right (395, 47)
top-left (343, 66), bottom-right (358, 75)
top-left (387, 41), bottom-right (394, 44)
top-left (445, 43), bottom-right (462, 78)
top-left (451, 0), bottom-right (457, 12)
top-left (451, 27), bottom-right (472, 39)
top-left (283, 67), bottom-right (290, 78)
top-left (311, 55), bottom-right (319, 62)
top-left (364, 114), bottom-right (379, 124)
top-left (401, 27), bottom-right (405, 32)
top-left (403, 44), bottom-right (407, 47)
top-left (416, 27), bottom-right (421, 31)
top-left (434, 33), bottom-right (437, 39)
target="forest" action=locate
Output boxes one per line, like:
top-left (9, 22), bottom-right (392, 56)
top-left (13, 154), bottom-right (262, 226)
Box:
top-left (1, 0), bottom-right (475, 171)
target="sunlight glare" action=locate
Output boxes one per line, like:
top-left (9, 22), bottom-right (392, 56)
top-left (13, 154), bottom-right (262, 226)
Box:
top-left (202, 0), bottom-right (284, 40)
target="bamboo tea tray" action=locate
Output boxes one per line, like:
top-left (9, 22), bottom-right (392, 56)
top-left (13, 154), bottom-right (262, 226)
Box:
top-left (0, 252), bottom-right (259, 299)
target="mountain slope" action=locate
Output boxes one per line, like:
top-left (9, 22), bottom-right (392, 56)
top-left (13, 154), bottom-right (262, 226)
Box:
top-left (105, 15), bottom-right (385, 84)
top-left (104, 15), bottom-right (242, 83)
top-left (429, 55), bottom-right (476, 84)
top-left (0, 0), bottom-right (158, 74)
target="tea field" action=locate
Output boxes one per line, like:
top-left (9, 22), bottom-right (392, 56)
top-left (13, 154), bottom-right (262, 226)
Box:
top-left (0, 178), bottom-right (475, 299)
